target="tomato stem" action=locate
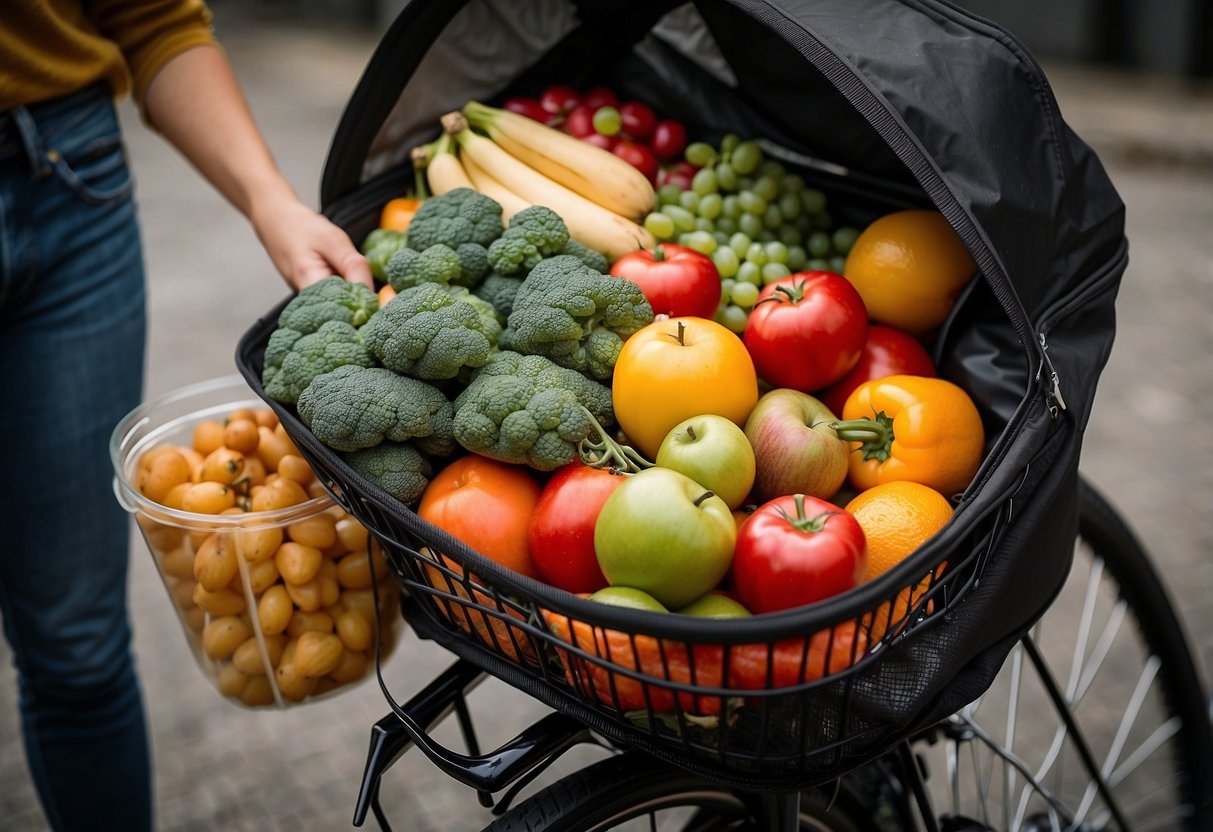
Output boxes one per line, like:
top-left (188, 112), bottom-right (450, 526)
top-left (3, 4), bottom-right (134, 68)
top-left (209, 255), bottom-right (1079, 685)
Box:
top-left (776, 494), bottom-right (842, 533)
top-left (830, 412), bottom-right (896, 462)
top-left (577, 406), bottom-right (654, 474)
top-left (653, 245), bottom-right (667, 262)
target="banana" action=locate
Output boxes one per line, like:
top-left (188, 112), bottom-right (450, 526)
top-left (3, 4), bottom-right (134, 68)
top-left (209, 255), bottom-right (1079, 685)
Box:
top-left (462, 101), bottom-right (655, 221)
top-left (461, 153), bottom-right (530, 222)
top-left (413, 134), bottom-right (473, 196)
top-left (443, 112), bottom-right (654, 261)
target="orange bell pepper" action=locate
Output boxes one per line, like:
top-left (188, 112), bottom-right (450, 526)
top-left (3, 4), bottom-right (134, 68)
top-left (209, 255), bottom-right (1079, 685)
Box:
top-left (831, 374), bottom-right (984, 496)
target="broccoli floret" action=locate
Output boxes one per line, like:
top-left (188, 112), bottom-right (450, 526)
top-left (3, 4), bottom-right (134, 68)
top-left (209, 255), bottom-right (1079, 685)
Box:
top-left (262, 320), bottom-right (375, 405)
top-left (501, 255), bottom-right (653, 380)
top-left (452, 351), bottom-right (615, 471)
top-left (453, 242), bottom-right (491, 287)
top-left (444, 286), bottom-right (503, 344)
top-left (486, 206), bottom-right (571, 276)
top-left (472, 273), bottom-right (525, 323)
top-left (278, 276), bottom-right (380, 334)
top-left (385, 244), bottom-right (462, 292)
top-left (560, 238), bottom-right (609, 273)
top-left (361, 283), bottom-right (499, 381)
top-left (341, 441), bottom-right (432, 503)
top-left (406, 188), bottom-right (503, 250)
top-left (297, 365), bottom-right (454, 455)
top-left (361, 229), bottom-right (408, 281)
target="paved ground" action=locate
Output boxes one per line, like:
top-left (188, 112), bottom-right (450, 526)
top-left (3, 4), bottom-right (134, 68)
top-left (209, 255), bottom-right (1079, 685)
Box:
top-left (1, 13), bottom-right (1210, 832)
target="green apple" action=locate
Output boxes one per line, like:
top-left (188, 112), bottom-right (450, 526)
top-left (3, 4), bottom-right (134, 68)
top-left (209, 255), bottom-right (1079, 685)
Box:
top-left (744, 388), bottom-right (849, 502)
top-left (677, 591), bottom-right (752, 618)
top-left (655, 414), bottom-right (756, 509)
top-left (594, 467), bottom-right (736, 609)
top-left (588, 586), bottom-right (668, 612)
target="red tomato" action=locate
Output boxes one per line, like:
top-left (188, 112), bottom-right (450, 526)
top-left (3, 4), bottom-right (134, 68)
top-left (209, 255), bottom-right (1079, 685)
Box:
top-left (619, 101), bottom-right (657, 140)
top-left (539, 84), bottom-right (581, 115)
top-left (818, 325), bottom-right (936, 416)
top-left (503, 97), bottom-right (551, 123)
top-left (528, 463), bottom-right (626, 593)
top-left (732, 494), bottom-right (867, 614)
top-left (581, 87), bottom-right (619, 111)
top-left (612, 140), bottom-right (659, 183)
top-left (417, 455), bottom-right (542, 579)
top-left (650, 120), bottom-right (689, 162)
top-left (743, 271), bottom-right (868, 392)
top-left (565, 104), bottom-right (597, 138)
top-left (609, 243), bottom-right (721, 318)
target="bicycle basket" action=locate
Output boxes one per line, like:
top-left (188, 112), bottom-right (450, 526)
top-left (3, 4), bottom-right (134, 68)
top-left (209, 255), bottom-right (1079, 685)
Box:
top-left (235, 0), bottom-right (1127, 791)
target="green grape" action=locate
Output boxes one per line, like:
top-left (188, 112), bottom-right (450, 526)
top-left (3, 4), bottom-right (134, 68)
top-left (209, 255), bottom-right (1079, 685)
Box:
top-left (720, 133), bottom-right (741, 154)
top-left (736, 175), bottom-right (756, 192)
top-left (786, 245), bottom-right (808, 271)
top-left (592, 106), bottom-right (621, 136)
top-left (736, 261), bottom-right (762, 286)
top-left (712, 230), bottom-right (731, 247)
top-left (683, 230), bottom-right (718, 255)
top-left (764, 241), bottom-right (789, 265)
top-left (695, 217), bottom-right (715, 232)
top-left (728, 233), bottom-right (752, 255)
top-left (721, 195), bottom-right (742, 221)
top-left (829, 256), bottom-right (847, 273)
top-left (744, 243), bottom-right (769, 266)
top-left (730, 281), bottom-right (761, 309)
top-left (807, 231), bottom-right (832, 258)
top-left (677, 232), bottom-right (694, 246)
top-left (812, 210), bottom-right (834, 230)
top-left (794, 213), bottom-right (815, 234)
top-left (713, 306), bottom-right (729, 326)
top-left (664, 204), bottom-right (697, 233)
top-left (738, 191), bottom-right (767, 215)
top-left (730, 141), bottom-right (763, 175)
top-left (761, 262), bottom-right (791, 285)
top-left (721, 305), bottom-right (750, 333)
top-left (757, 230), bottom-right (777, 243)
top-left (691, 168), bottom-right (719, 196)
top-left (715, 162), bottom-right (738, 192)
top-left (831, 226), bottom-right (860, 256)
top-left (714, 217), bottom-right (738, 236)
top-left (685, 142), bottom-right (718, 167)
top-left (697, 193), bottom-right (723, 221)
top-left (806, 258), bottom-right (830, 271)
top-left (778, 192), bottom-right (802, 221)
top-left (713, 247), bottom-right (740, 279)
top-left (678, 190), bottom-right (701, 213)
top-left (719, 277), bottom-right (737, 296)
top-left (738, 213), bottom-right (764, 239)
top-left (643, 212), bottom-right (676, 240)
top-left (781, 173), bottom-right (806, 193)
top-left (762, 204), bottom-right (784, 230)
top-left (658, 184), bottom-right (682, 205)
top-left (778, 226), bottom-right (803, 247)
top-left (800, 188), bottom-right (827, 214)
top-left (752, 176), bottom-right (780, 202)
top-left (758, 160), bottom-right (786, 179)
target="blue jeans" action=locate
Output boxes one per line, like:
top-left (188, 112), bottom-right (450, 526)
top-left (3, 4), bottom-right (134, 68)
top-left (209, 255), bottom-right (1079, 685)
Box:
top-left (0, 85), bottom-right (151, 832)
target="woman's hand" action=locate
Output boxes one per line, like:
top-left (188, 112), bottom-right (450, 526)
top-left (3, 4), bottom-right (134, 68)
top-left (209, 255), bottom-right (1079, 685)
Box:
top-left (250, 195), bottom-right (373, 291)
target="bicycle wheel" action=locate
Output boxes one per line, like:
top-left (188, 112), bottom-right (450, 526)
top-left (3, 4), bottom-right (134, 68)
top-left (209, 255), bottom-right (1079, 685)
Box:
top-left (481, 751), bottom-right (881, 831)
top-left (910, 477), bottom-right (1213, 830)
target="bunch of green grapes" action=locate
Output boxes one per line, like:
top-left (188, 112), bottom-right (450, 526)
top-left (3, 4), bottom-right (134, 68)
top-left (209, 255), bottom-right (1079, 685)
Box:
top-left (643, 135), bottom-right (860, 333)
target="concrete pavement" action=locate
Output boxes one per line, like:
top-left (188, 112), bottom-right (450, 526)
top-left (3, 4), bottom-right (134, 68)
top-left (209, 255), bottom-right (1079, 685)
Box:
top-left (1, 13), bottom-right (1210, 831)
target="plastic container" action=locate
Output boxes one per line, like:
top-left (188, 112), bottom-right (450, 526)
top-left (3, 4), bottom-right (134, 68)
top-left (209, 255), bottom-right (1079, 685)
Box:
top-left (111, 375), bottom-right (401, 709)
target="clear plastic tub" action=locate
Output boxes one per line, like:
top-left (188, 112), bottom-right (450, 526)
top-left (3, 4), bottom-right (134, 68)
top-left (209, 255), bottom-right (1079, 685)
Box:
top-left (111, 375), bottom-right (401, 708)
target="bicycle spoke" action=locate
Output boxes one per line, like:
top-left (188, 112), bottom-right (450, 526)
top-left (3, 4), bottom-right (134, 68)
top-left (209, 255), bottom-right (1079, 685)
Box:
top-left (1109, 715), bottom-right (1180, 787)
top-left (1073, 599), bottom-right (1128, 705)
top-left (1004, 643), bottom-right (1023, 831)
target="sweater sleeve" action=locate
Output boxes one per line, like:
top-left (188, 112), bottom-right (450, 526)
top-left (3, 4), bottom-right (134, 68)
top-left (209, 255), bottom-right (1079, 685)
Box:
top-left (87, 0), bottom-right (218, 103)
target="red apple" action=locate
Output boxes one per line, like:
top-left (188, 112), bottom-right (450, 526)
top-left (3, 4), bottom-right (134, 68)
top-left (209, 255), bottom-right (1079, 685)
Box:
top-left (743, 389), bottom-right (850, 502)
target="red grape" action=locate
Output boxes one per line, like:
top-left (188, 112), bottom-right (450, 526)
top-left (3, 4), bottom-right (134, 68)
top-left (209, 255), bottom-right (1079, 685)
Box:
top-left (503, 97), bottom-right (551, 123)
top-left (539, 84), bottom-right (581, 115)
top-left (613, 140), bottom-right (659, 183)
top-left (565, 104), bottom-right (597, 138)
top-left (619, 101), bottom-right (657, 140)
top-left (650, 120), bottom-right (689, 161)
top-left (582, 87), bottom-right (619, 111)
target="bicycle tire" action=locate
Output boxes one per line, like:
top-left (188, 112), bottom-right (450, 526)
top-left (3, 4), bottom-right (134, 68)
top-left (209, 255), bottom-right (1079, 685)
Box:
top-left (911, 477), bottom-right (1213, 830)
top-left (480, 750), bottom-right (881, 832)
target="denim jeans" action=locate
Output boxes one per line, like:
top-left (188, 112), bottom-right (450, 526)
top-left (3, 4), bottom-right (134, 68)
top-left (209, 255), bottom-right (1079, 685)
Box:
top-left (0, 85), bottom-right (151, 832)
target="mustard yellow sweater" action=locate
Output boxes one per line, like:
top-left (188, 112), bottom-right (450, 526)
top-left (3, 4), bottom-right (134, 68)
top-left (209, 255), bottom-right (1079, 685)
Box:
top-left (0, 0), bottom-right (217, 110)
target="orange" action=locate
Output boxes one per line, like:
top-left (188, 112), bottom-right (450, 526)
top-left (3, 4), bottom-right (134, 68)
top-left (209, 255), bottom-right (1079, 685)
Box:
top-left (845, 481), bottom-right (953, 642)
top-left (379, 197), bottom-right (421, 232)
top-left (843, 210), bottom-right (975, 336)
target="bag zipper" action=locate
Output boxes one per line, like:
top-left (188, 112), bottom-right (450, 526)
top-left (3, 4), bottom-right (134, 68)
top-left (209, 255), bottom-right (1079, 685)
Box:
top-left (727, 0), bottom-right (1052, 470)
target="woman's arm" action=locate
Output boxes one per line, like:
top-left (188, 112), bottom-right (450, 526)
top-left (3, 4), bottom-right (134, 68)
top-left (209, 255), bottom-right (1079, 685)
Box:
top-left (142, 44), bottom-right (372, 290)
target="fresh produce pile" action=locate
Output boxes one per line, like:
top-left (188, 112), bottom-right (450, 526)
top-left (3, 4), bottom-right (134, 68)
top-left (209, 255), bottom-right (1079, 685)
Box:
top-left (261, 87), bottom-right (985, 708)
top-left (129, 406), bottom-right (400, 708)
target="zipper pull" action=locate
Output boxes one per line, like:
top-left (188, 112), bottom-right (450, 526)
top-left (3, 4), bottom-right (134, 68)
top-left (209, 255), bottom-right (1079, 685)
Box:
top-left (1039, 333), bottom-right (1067, 418)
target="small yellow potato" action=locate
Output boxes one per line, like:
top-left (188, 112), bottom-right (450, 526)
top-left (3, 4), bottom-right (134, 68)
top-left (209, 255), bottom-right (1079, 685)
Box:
top-left (194, 533), bottom-right (238, 591)
top-left (160, 547), bottom-right (196, 581)
top-left (242, 557), bottom-right (280, 595)
top-left (200, 447), bottom-right (245, 486)
top-left (232, 634), bottom-right (283, 676)
top-left (181, 481), bottom-right (235, 515)
top-left (192, 584), bottom-right (246, 616)
top-left (277, 454), bottom-right (315, 486)
top-left (275, 542), bottom-right (323, 586)
top-left (286, 514), bottom-right (337, 550)
top-left (136, 449), bottom-right (192, 504)
top-left (284, 577), bottom-right (324, 613)
top-left (253, 409), bottom-right (278, 429)
top-left (257, 585), bottom-right (293, 636)
top-left (293, 631), bottom-right (343, 678)
top-left (223, 418), bottom-right (259, 454)
top-left (251, 477), bottom-right (309, 512)
top-left (240, 675), bottom-right (275, 707)
top-left (334, 517), bottom-right (369, 554)
top-left (216, 663), bottom-right (249, 697)
top-left (254, 426), bottom-right (292, 472)
top-left (274, 662), bottom-right (317, 702)
top-left (336, 610), bottom-right (373, 652)
top-left (202, 616), bottom-right (251, 660)
top-left (287, 610), bottom-right (334, 638)
top-left (235, 525), bottom-right (282, 563)
top-left (328, 649), bottom-right (369, 685)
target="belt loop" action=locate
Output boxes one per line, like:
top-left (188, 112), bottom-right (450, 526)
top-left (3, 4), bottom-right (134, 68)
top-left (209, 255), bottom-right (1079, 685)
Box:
top-left (11, 106), bottom-right (52, 178)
